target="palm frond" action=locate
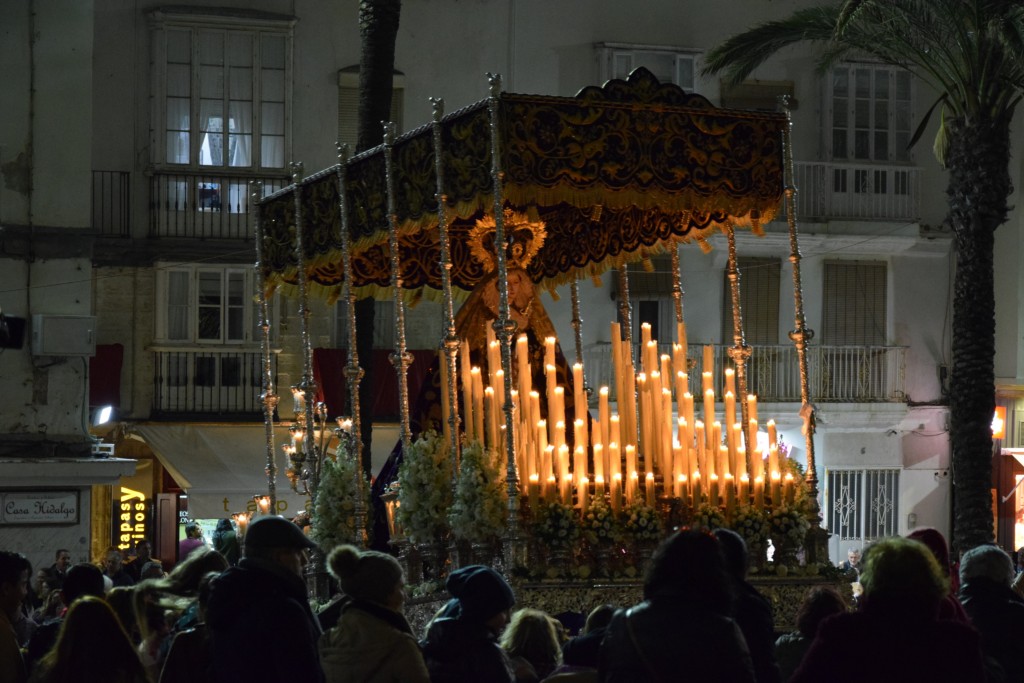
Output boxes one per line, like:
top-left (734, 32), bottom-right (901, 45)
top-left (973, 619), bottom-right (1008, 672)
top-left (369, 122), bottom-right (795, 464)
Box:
top-left (702, 7), bottom-right (841, 85)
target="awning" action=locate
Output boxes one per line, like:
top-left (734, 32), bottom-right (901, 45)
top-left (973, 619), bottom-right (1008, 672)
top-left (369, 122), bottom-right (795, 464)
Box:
top-left (131, 424), bottom-right (312, 519)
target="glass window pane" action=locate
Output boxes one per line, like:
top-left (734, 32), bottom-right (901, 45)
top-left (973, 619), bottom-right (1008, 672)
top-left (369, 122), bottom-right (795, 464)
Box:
top-left (875, 132), bottom-right (888, 160)
top-left (199, 31), bottom-right (224, 65)
top-left (261, 34), bottom-right (285, 69)
top-left (228, 135), bottom-right (252, 168)
top-left (229, 66), bottom-right (253, 100)
top-left (261, 102), bottom-right (284, 135)
top-left (675, 56), bottom-right (694, 90)
top-left (855, 99), bottom-right (870, 127)
top-left (895, 71), bottom-right (911, 100)
top-left (832, 130), bottom-right (847, 159)
top-left (612, 53), bottom-right (633, 80)
top-left (261, 136), bottom-right (284, 168)
top-left (874, 101), bottom-right (888, 127)
top-left (166, 132), bottom-right (190, 165)
top-left (167, 64), bottom-right (191, 98)
top-left (199, 272), bottom-right (222, 305)
top-left (874, 70), bottom-right (889, 98)
top-left (200, 65), bottom-right (223, 99)
top-left (166, 98), bottom-right (190, 130)
top-left (167, 29), bottom-right (191, 63)
top-left (832, 98), bottom-right (847, 127)
top-left (894, 132), bottom-right (910, 161)
top-left (855, 130), bottom-right (870, 159)
top-left (228, 33), bottom-right (253, 67)
top-left (198, 308), bottom-right (221, 340)
top-left (261, 69), bottom-right (285, 100)
top-left (855, 69), bottom-right (870, 97)
top-left (895, 104), bottom-right (911, 131)
top-left (832, 68), bottom-right (848, 97)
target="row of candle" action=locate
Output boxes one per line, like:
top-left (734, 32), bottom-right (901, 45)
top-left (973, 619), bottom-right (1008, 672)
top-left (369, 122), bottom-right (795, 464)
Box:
top-left (434, 318), bottom-right (795, 517)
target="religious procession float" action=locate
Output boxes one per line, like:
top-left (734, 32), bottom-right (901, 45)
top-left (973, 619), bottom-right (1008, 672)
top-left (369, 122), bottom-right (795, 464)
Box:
top-left (251, 68), bottom-right (841, 629)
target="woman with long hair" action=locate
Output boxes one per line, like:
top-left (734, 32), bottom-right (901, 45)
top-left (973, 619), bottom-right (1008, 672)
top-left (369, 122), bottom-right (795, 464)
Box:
top-left (33, 595), bottom-right (148, 683)
top-left (500, 609), bottom-right (562, 682)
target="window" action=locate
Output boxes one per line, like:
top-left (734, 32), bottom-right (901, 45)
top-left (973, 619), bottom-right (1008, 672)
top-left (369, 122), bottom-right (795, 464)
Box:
top-left (821, 261), bottom-right (887, 345)
top-left (596, 43), bottom-right (699, 91)
top-left (828, 64), bottom-right (912, 163)
top-left (722, 257), bottom-right (781, 345)
top-left (826, 468), bottom-right (900, 542)
top-left (157, 264), bottom-right (263, 344)
top-left (337, 67), bottom-right (405, 152)
top-left (151, 9), bottom-right (293, 171)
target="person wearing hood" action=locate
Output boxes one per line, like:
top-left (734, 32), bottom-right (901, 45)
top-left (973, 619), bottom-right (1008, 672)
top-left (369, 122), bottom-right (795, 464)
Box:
top-left (420, 564), bottom-right (517, 683)
top-left (958, 544), bottom-right (1024, 683)
top-left (206, 515), bottom-right (324, 683)
top-left (318, 544), bottom-right (428, 683)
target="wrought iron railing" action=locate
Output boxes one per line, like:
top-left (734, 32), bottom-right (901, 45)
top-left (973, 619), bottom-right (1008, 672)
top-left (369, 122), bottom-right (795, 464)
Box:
top-left (582, 343), bottom-right (907, 404)
top-left (91, 170), bottom-right (130, 237)
top-left (149, 171), bottom-right (288, 239)
top-left (793, 161), bottom-right (920, 222)
top-left (152, 347), bottom-right (278, 416)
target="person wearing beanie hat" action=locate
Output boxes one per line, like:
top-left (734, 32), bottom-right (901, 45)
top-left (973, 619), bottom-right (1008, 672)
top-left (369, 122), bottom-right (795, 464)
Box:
top-left (206, 516), bottom-right (324, 683)
top-left (318, 545), bottom-right (428, 683)
top-left (421, 565), bottom-right (516, 683)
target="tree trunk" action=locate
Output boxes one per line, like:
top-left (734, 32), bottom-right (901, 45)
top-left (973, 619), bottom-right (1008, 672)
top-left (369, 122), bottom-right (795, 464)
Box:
top-left (945, 115), bottom-right (1010, 554)
top-left (354, 0), bottom-right (401, 477)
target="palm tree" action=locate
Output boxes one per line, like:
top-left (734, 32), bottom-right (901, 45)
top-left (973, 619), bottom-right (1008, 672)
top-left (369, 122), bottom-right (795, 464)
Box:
top-left (354, 0), bottom-right (402, 479)
top-left (704, 0), bottom-right (1024, 553)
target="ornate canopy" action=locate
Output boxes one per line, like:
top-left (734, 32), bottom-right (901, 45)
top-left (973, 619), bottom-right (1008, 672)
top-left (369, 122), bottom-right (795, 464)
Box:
top-left (257, 68), bottom-right (788, 300)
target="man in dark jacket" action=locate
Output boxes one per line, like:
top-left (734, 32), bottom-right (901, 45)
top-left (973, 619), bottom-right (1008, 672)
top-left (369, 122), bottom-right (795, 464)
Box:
top-left (958, 544), bottom-right (1024, 683)
top-left (206, 515), bottom-right (324, 683)
top-left (420, 564), bottom-right (516, 683)
top-left (714, 528), bottom-right (782, 683)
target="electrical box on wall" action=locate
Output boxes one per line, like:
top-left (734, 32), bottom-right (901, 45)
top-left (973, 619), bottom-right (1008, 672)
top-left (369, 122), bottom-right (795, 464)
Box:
top-left (31, 315), bottom-right (97, 356)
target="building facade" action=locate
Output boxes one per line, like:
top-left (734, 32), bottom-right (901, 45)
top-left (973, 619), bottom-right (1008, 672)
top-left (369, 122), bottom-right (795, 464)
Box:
top-left (3, 0), bottom-right (1024, 565)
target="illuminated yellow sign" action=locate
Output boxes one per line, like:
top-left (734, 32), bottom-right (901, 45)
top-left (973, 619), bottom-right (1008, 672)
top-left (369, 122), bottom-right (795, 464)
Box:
top-left (117, 487), bottom-right (148, 551)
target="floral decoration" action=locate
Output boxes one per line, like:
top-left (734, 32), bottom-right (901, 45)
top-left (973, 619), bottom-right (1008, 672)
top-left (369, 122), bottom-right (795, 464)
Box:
top-left (310, 436), bottom-right (367, 552)
top-left (534, 501), bottom-right (580, 549)
top-left (622, 503), bottom-right (663, 543)
top-left (690, 502), bottom-right (728, 532)
top-left (769, 504), bottom-right (811, 546)
top-left (449, 440), bottom-right (507, 543)
top-left (396, 431), bottom-right (453, 544)
top-left (729, 503), bottom-right (770, 548)
top-left (582, 498), bottom-right (618, 546)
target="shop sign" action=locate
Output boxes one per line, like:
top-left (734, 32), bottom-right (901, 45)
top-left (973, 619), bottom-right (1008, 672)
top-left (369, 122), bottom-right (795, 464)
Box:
top-left (115, 486), bottom-right (149, 551)
top-left (1, 491), bottom-right (79, 524)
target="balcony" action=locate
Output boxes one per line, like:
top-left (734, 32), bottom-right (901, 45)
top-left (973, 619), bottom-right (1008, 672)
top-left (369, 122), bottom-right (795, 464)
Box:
top-left (152, 346), bottom-right (279, 418)
top-left (582, 343), bottom-right (907, 404)
top-left (792, 161), bottom-right (920, 222)
top-left (92, 170), bottom-right (130, 237)
top-left (150, 171), bottom-right (288, 240)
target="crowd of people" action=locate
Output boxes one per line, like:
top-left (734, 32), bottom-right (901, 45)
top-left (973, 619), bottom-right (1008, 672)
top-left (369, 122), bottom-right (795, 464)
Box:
top-left (4, 521), bottom-right (1024, 682)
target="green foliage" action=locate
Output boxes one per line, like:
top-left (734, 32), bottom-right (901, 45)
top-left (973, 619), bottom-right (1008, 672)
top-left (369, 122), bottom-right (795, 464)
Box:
top-left (534, 501), bottom-right (580, 549)
top-left (622, 503), bottom-right (663, 543)
top-left (691, 502), bottom-right (728, 533)
top-left (582, 498), bottom-right (619, 546)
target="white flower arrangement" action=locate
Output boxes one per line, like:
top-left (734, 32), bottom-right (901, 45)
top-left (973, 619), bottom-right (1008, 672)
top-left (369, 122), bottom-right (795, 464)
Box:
top-left (310, 436), bottom-right (368, 552)
top-left (622, 503), bottom-right (663, 543)
top-left (396, 431), bottom-right (453, 544)
top-left (730, 504), bottom-right (770, 548)
top-left (582, 499), bottom-right (619, 546)
top-left (769, 504), bottom-right (811, 546)
top-left (535, 501), bottom-right (580, 549)
top-left (691, 502), bottom-right (727, 532)
top-left (448, 440), bottom-right (508, 543)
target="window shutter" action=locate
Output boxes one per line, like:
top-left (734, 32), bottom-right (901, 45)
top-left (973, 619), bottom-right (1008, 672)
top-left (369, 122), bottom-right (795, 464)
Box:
top-left (822, 260), bottom-right (886, 345)
top-left (722, 257), bottom-right (780, 345)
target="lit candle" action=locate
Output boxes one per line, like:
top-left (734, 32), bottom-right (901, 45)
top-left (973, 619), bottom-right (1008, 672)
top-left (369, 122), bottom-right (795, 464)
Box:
top-left (724, 473), bottom-right (736, 517)
top-left (595, 474), bottom-right (606, 499)
top-left (544, 337), bottom-right (556, 373)
top-left (609, 415), bottom-right (621, 455)
top-left (562, 473), bottom-right (573, 506)
top-left (692, 471), bottom-right (702, 504)
top-left (625, 445), bottom-right (637, 485)
top-left (703, 388), bottom-right (716, 451)
top-left (771, 471), bottom-right (782, 507)
top-left (484, 386), bottom-right (497, 449)
top-left (542, 444), bottom-right (554, 501)
top-left (461, 341), bottom-right (474, 441)
top-left (677, 474), bottom-right (688, 507)
top-left (574, 444), bottom-right (588, 487)
top-left (628, 470), bottom-right (639, 505)
top-left (547, 474), bottom-right (557, 504)
top-left (784, 472), bottom-right (796, 505)
top-left (516, 335), bottom-right (531, 399)
top-left (703, 344), bottom-right (714, 379)
top-left (579, 476), bottom-right (590, 516)
top-left (529, 473), bottom-right (540, 511)
top-left (608, 441), bottom-right (621, 494)
top-left (592, 443), bottom-right (604, 490)
top-left (610, 472), bottom-right (623, 513)
top-left (768, 445), bottom-right (780, 487)
top-left (767, 419), bottom-right (778, 449)
top-left (754, 475), bottom-right (765, 509)
top-left (471, 367), bottom-right (485, 443)
top-left (598, 386), bottom-right (611, 453)
top-left (257, 496), bottom-right (271, 515)
top-left (710, 473), bottom-right (720, 509)
top-left (724, 368), bottom-right (736, 401)
top-left (677, 321), bottom-right (688, 367)
top-left (739, 472), bottom-right (750, 506)
top-left (645, 472), bottom-right (656, 507)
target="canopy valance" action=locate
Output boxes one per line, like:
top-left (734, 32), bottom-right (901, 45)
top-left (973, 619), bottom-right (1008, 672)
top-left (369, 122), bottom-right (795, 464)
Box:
top-left (257, 67), bottom-right (787, 299)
